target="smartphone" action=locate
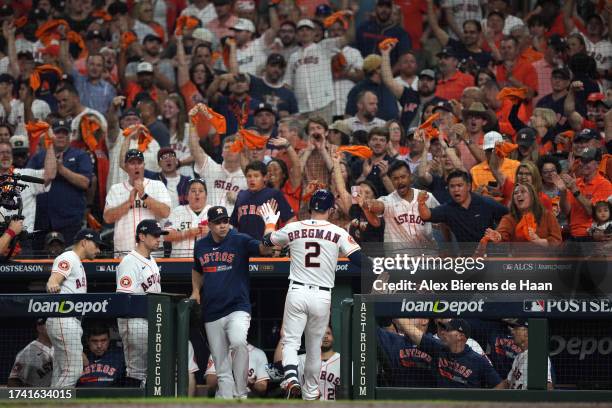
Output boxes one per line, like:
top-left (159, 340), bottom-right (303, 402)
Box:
top-left (351, 186), bottom-right (361, 205)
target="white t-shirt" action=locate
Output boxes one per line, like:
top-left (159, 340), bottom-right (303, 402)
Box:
top-left (205, 344), bottom-right (269, 387)
top-left (298, 352), bottom-right (340, 400)
top-left (379, 189), bottom-right (440, 243)
top-left (167, 204), bottom-right (210, 257)
top-left (165, 175), bottom-right (181, 210)
top-left (8, 340), bottom-right (53, 387)
top-left (237, 37), bottom-right (268, 76)
top-left (507, 349), bottom-right (552, 390)
top-left (270, 219), bottom-right (360, 288)
top-left (395, 76), bottom-right (418, 91)
top-left (0, 168), bottom-right (48, 233)
top-left (116, 249), bottom-right (161, 294)
top-left (332, 46), bottom-right (363, 116)
top-left (194, 156), bottom-right (246, 215)
top-left (284, 37), bottom-right (341, 112)
top-left (105, 179), bottom-right (172, 256)
top-left (107, 134), bottom-right (161, 191)
top-left (52, 250), bottom-right (87, 293)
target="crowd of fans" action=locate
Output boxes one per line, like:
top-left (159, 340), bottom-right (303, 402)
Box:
top-left (0, 0), bottom-right (608, 259)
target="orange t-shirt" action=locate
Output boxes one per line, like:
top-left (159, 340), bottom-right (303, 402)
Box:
top-left (435, 71), bottom-right (475, 101)
top-left (495, 62), bottom-right (538, 97)
top-left (180, 81), bottom-right (205, 112)
top-left (282, 180), bottom-right (302, 215)
top-left (395, 0), bottom-right (427, 51)
top-left (567, 174), bottom-right (612, 237)
top-left (125, 82), bottom-right (159, 107)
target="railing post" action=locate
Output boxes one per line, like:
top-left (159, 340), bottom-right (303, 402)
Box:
top-left (176, 299), bottom-right (195, 397)
top-left (338, 298), bottom-right (353, 399)
top-left (528, 318), bottom-right (549, 390)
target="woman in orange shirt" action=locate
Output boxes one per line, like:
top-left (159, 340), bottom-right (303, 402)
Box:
top-left (484, 183), bottom-right (562, 246)
top-left (177, 37), bottom-right (214, 111)
top-left (266, 137), bottom-right (302, 215)
top-left (498, 161), bottom-right (553, 210)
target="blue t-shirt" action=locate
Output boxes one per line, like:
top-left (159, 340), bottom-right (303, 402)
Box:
top-left (419, 333), bottom-right (502, 388)
top-left (212, 95), bottom-right (260, 136)
top-left (230, 187), bottom-right (294, 239)
top-left (193, 229), bottom-right (261, 322)
top-left (377, 328), bottom-right (435, 387)
top-left (468, 319), bottom-right (522, 378)
top-left (77, 348), bottom-right (125, 387)
top-left (28, 146), bottom-right (93, 230)
top-left (249, 75), bottom-right (298, 115)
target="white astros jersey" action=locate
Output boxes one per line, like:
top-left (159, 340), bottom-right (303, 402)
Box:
top-left (52, 250), bottom-right (87, 293)
top-left (284, 37), bottom-right (342, 113)
top-left (298, 352), bottom-right (340, 400)
top-left (116, 250), bottom-right (162, 294)
top-left (507, 350), bottom-right (552, 389)
top-left (379, 188), bottom-right (440, 243)
top-left (167, 204), bottom-right (211, 257)
top-left (8, 340), bottom-right (53, 386)
top-left (105, 179), bottom-right (172, 256)
top-left (236, 37), bottom-right (267, 76)
top-left (270, 220), bottom-right (360, 288)
top-left (194, 156), bottom-right (246, 215)
top-left (204, 344), bottom-right (269, 387)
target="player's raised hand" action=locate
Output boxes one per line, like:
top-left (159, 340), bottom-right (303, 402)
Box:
top-left (258, 201), bottom-right (280, 227)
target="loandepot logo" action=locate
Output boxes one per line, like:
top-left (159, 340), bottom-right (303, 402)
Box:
top-left (28, 299), bottom-right (109, 315)
top-left (400, 299), bottom-right (484, 315)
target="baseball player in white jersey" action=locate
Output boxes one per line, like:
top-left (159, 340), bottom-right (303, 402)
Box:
top-left (363, 161), bottom-right (440, 243)
top-left (104, 149), bottom-right (171, 257)
top-left (205, 343), bottom-right (270, 396)
top-left (45, 229), bottom-right (103, 388)
top-left (189, 129), bottom-right (246, 215)
top-left (187, 341), bottom-right (200, 397)
top-left (284, 15), bottom-right (355, 120)
top-left (297, 326), bottom-right (340, 401)
top-left (165, 179), bottom-right (210, 257)
top-left (8, 319), bottom-right (53, 387)
top-left (116, 219), bottom-right (168, 387)
top-left (500, 319), bottom-right (553, 390)
top-left (259, 190), bottom-right (362, 399)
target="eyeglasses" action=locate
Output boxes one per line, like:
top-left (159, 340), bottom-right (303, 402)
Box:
top-left (159, 153), bottom-right (176, 160)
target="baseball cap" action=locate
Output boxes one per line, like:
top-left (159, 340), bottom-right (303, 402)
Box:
top-left (74, 228), bottom-right (106, 247)
top-left (507, 318), bottom-right (528, 328)
top-left (125, 149), bottom-right (144, 163)
top-left (235, 0), bottom-right (256, 12)
top-left (315, 4), bottom-right (333, 16)
top-left (296, 19), bottom-right (316, 30)
top-left (52, 119), bottom-right (71, 133)
top-left (576, 147), bottom-right (602, 163)
top-left (86, 30), bottom-right (105, 41)
top-left (143, 33), bottom-right (163, 44)
top-left (547, 34), bottom-right (567, 51)
top-left (232, 18), bottom-right (256, 33)
top-left (437, 47), bottom-right (458, 59)
top-left (192, 27), bottom-right (215, 44)
top-left (207, 206), bottom-right (230, 223)
top-left (45, 231), bottom-right (65, 246)
top-left (267, 53), bottom-right (286, 67)
top-left (157, 146), bottom-right (177, 160)
top-left (120, 108), bottom-right (140, 120)
top-left (483, 131), bottom-right (503, 150)
top-left (255, 102), bottom-right (275, 116)
top-left (329, 120), bottom-right (351, 136)
top-left (442, 319), bottom-right (471, 338)
top-left (9, 135), bottom-right (29, 152)
top-left (551, 67), bottom-right (571, 80)
top-left (0, 73), bottom-right (14, 84)
top-left (586, 92), bottom-right (610, 108)
top-left (516, 127), bottom-right (537, 147)
top-left (574, 128), bottom-right (599, 143)
top-left (362, 54), bottom-right (382, 73)
top-left (136, 219), bottom-right (169, 237)
top-left (418, 69), bottom-right (436, 80)
top-left (432, 100), bottom-right (453, 114)
top-left (137, 61), bottom-right (154, 74)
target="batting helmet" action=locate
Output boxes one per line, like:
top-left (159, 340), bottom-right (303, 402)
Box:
top-left (309, 189), bottom-right (335, 212)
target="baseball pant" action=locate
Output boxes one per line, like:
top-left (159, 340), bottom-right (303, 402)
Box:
top-left (204, 311), bottom-right (250, 399)
top-left (46, 317), bottom-right (83, 388)
top-left (118, 317), bottom-right (148, 382)
top-left (281, 284), bottom-right (331, 400)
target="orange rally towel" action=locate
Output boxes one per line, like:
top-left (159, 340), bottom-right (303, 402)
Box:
top-left (29, 64), bottom-right (63, 91)
top-left (230, 129), bottom-right (269, 153)
top-left (25, 121), bottom-right (51, 155)
top-left (331, 52), bottom-right (347, 76)
top-left (175, 15), bottom-right (200, 36)
top-left (121, 32), bottom-right (138, 50)
top-left (515, 212), bottom-right (537, 241)
top-left (418, 112), bottom-right (441, 139)
top-left (337, 145), bottom-right (373, 159)
top-left (35, 19), bottom-right (70, 45)
top-left (324, 11), bottom-right (350, 29)
top-left (378, 38), bottom-right (399, 51)
top-left (122, 124), bottom-right (154, 152)
top-left (190, 104), bottom-right (227, 135)
top-left (496, 87), bottom-right (528, 103)
top-left (495, 142), bottom-right (518, 158)
top-left (14, 16), bottom-right (28, 28)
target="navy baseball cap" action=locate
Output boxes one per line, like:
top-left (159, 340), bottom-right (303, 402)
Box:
top-left (437, 47), bottom-right (458, 59)
top-left (120, 108), bottom-right (140, 120)
top-left (310, 189), bottom-right (335, 212)
top-left (52, 119), bottom-right (71, 133)
top-left (315, 4), bottom-right (332, 16)
top-left (207, 206), bottom-right (230, 223)
top-left (255, 102), bottom-right (275, 116)
top-left (74, 228), bottom-right (106, 247)
top-left (432, 100), bottom-right (453, 114)
top-left (442, 319), bottom-right (471, 338)
top-left (143, 33), bottom-right (162, 44)
top-left (574, 128), bottom-right (600, 143)
top-left (516, 127), bottom-right (537, 147)
top-left (507, 318), bottom-right (528, 328)
top-left (125, 149), bottom-right (144, 163)
top-left (136, 219), bottom-right (169, 236)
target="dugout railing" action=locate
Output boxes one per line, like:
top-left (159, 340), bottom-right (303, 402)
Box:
top-left (340, 294), bottom-right (612, 402)
top-left (0, 292), bottom-right (194, 398)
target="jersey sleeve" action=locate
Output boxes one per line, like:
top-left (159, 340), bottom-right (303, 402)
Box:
top-left (339, 229), bottom-right (360, 257)
top-left (275, 190), bottom-right (295, 222)
top-left (8, 350), bottom-right (28, 381)
top-left (188, 342), bottom-right (199, 373)
top-left (244, 234), bottom-right (262, 256)
top-left (253, 348), bottom-right (270, 382)
top-left (378, 195), bottom-right (391, 218)
top-left (204, 355), bottom-right (216, 376)
top-left (418, 333), bottom-right (445, 355)
top-left (116, 257), bottom-right (139, 293)
top-left (269, 225), bottom-right (291, 247)
top-left (51, 253), bottom-right (74, 278)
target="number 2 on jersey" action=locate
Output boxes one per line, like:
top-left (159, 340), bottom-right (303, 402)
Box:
top-left (305, 242), bottom-right (320, 267)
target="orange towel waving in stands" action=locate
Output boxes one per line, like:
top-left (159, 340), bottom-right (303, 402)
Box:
top-left (189, 103), bottom-right (227, 136)
top-left (337, 145), bottom-right (373, 159)
top-left (25, 121), bottom-right (51, 155)
top-left (230, 128), bottom-right (269, 153)
top-left (122, 124), bottom-right (154, 152)
top-left (35, 19), bottom-right (70, 46)
top-left (495, 142), bottom-right (518, 158)
top-left (324, 11), bottom-right (350, 29)
top-left (378, 38), bottom-right (399, 51)
top-left (175, 15), bottom-right (200, 36)
top-left (418, 112), bottom-right (441, 139)
top-left (29, 64), bottom-right (63, 91)
top-left (496, 87), bottom-right (529, 103)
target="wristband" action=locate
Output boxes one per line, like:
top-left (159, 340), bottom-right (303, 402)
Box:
top-left (141, 193), bottom-right (149, 201)
top-left (5, 229), bottom-right (16, 239)
top-left (265, 223), bottom-right (277, 230)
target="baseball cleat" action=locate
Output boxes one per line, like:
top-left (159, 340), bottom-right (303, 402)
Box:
top-left (286, 380), bottom-right (302, 399)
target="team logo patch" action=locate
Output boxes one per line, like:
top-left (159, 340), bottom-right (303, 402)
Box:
top-left (58, 260), bottom-right (70, 271)
top-left (120, 276), bottom-right (132, 288)
top-left (348, 236), bottom-right (357, 245)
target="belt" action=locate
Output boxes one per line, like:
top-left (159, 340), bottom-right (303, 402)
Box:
top-left (290, 281), bottom-right (331, 292)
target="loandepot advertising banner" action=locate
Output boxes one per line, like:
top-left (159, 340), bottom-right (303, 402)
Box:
top-left (361, 242), bottom-right (611, 297)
